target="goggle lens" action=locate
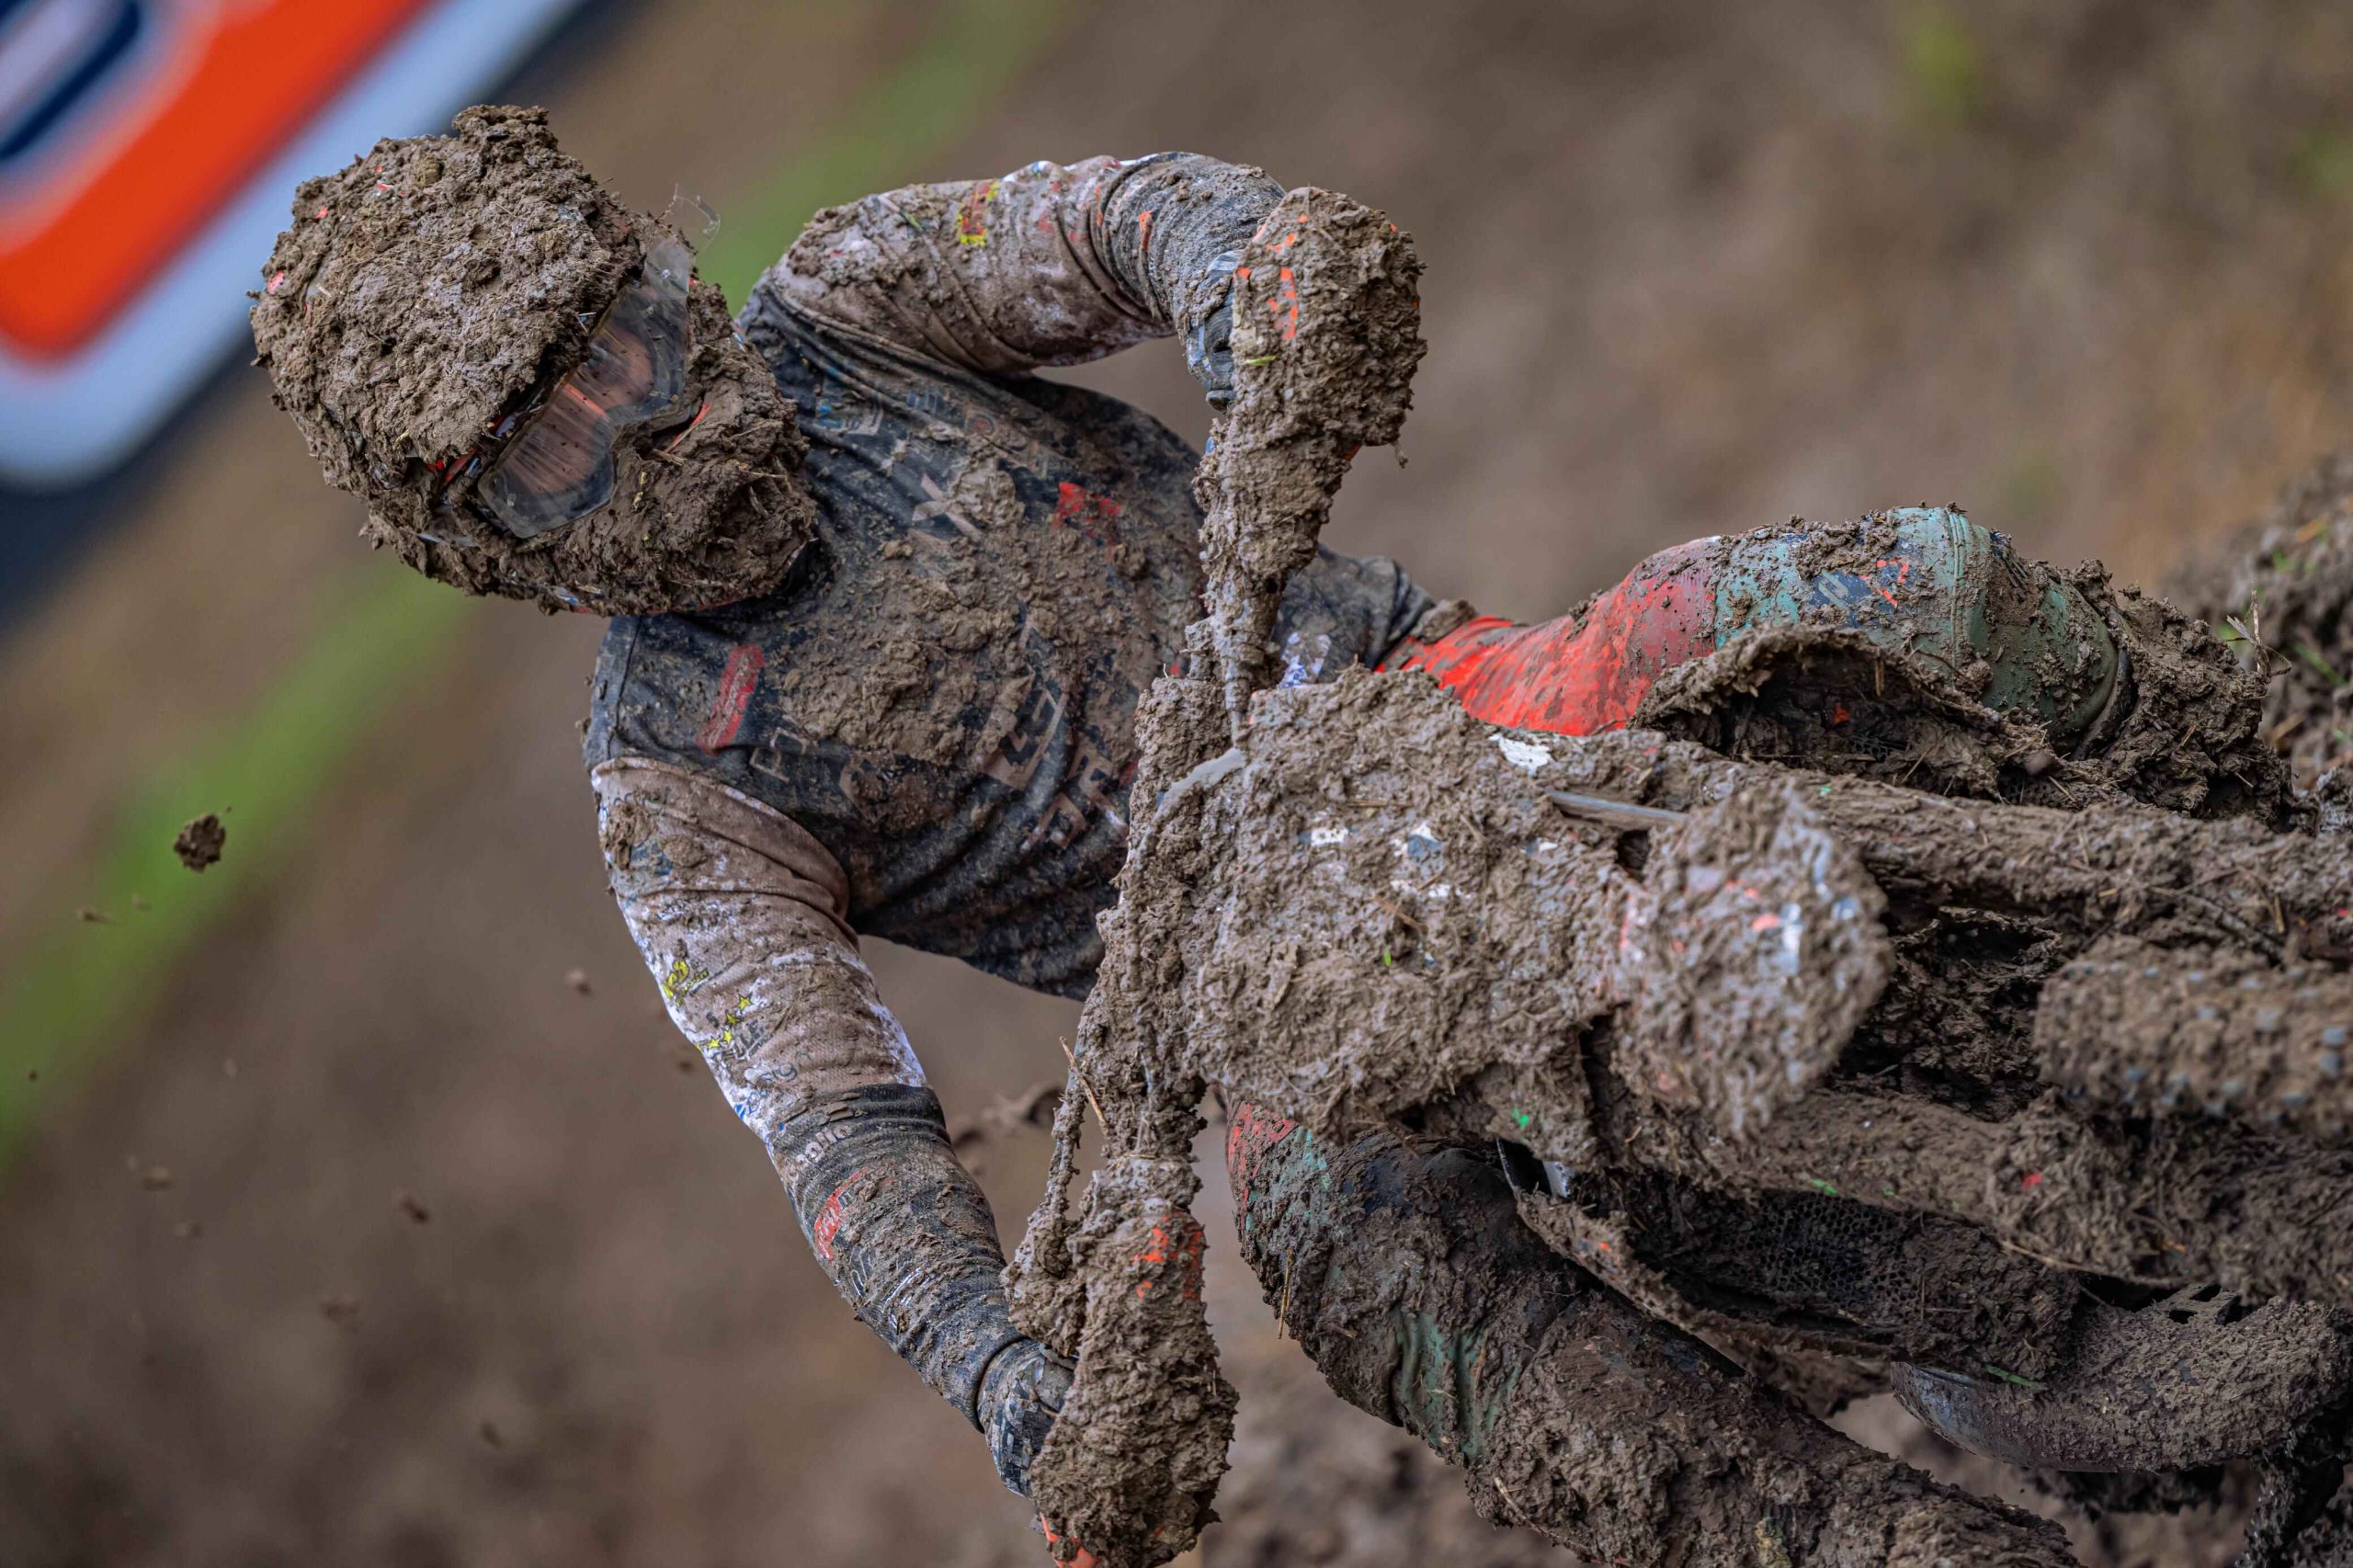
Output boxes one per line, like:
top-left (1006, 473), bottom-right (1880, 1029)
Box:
top-left (474, 234), bottom-right (697, 540)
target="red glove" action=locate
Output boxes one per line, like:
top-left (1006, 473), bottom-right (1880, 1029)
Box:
top-left (1040, 1518), bottom-right (1097, 1566)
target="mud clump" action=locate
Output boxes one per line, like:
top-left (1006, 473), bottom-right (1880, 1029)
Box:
top-left (1023, 1155), bottom-right (1234, 1566)
top-left (2174, 447), bottom-right (2353, 790)
top-left (1022, 188), bottom-right (2352, 1562)
top-left (1162, 669), bottom-right (2353, 1314)
top-left (1641, 569), bottom-right (2292, 828)
top-left (1192, 187), bottom-right (1422, 732)
top-left (1008, 679), bottom-right (1240, 1566)
top-left (2037, 937), bottom-right (2353, 1145)
top-left (2086, 574), bottom-right (2298, 824)
top-left (1616, 775), bottom-right (1890, 1138)
top-left (251, 105), bottom-right (813, 616)
top-left (173, 813), bottom-right (225, 873)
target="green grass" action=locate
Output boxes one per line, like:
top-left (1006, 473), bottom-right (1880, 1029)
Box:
top-left (0, 0), bottom-right (1066, 1168)
top-left (1898, 2), bottom-right (1986, 131)
top-left (2294, 636), bottom-right (2348, 689)
top-left (699, 0), bottom-right (1068, 304)
top-left (2290, 126), bottom-right (2353, 201)
top-left (0, 567), bottom-right (471, 1150)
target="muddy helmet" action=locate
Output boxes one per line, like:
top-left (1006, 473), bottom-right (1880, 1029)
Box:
top-left (250, 105), bottom-right (813, 615)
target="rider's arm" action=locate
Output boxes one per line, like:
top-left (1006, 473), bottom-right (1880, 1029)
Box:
top-left (590, 756), bottom-right (1065, 1494)
top-left (762, 153), bottom-right (1282, 389)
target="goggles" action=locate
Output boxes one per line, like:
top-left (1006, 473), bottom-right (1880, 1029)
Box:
top-left (439, 229), bottom-right (699, 540)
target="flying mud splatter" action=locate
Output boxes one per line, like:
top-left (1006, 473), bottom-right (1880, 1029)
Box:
top-left (173, 813), bottom-right (226, 873)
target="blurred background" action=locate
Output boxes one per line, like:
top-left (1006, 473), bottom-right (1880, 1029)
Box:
top-left (6, 2), bottom-right (2353, 1564)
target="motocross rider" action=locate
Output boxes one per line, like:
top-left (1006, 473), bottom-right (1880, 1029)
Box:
top-left (253, 106), bottom-right (2174, 1546)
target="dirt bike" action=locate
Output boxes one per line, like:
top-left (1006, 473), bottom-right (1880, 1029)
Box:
top-left (1010, 188), bottom-right (2353, 1568)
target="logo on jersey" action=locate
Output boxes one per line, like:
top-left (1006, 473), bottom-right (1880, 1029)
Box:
top-left (696, 642), bottom-right (765, 754)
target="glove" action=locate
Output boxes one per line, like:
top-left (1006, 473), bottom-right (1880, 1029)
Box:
top-left (1182, 249), bottom-right (1242, 407)
top-left (978, 1335), bottom-right (1075, 1497)
top-left (1087, 153), bottom-right (1280, 412)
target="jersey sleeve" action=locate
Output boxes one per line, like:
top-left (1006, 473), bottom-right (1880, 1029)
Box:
top-left (761, 153), bottom-right (1285, 376)
top-left (591, 756), bottom-right (1024, 1425)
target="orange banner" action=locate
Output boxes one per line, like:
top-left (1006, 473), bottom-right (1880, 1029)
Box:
top-left (0, 0), bottom-right (435, 359)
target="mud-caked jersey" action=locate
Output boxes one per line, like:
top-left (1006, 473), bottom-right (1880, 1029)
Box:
top-left (586, 154), bottom-right (1426, 998)
top-left (580, 154), bottom-right (1427, 1434)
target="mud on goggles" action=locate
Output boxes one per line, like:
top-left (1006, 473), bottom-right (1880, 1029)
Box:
top-left (437, 229), bottom-right (700, 540)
